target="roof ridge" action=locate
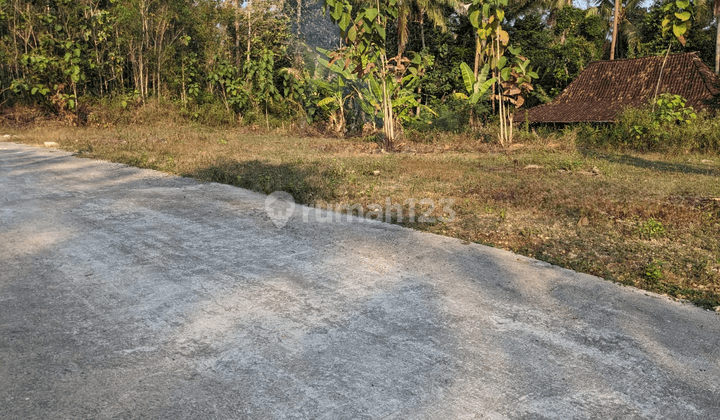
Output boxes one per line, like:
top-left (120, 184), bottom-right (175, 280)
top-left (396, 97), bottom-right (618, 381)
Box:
top-left (586, 51), bottom-right (699, 66)
top-left (690, 55), bottom-right (720, 96)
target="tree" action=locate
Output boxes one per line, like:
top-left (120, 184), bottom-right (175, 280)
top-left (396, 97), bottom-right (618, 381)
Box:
top-left (686, 0), bottom-right (720, 73)
top-left (396, 0), bottom-right (459, 53)
top-left (463, 0), bottom-right (537, 144)
top-left (634, 0), bottom-right (714, 65)
top-left (715, 0), bottom-right (719, 73)
top-left (509, 7), bottom-right (604, 104)
top-left (611, 0), bottom-right (621, 59)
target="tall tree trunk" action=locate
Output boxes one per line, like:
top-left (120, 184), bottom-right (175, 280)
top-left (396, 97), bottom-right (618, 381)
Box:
top-left (234, 0), bottom-right (241, 67)
top-left (116, 27), bottom-right (124, 90)
top-left (474, 35), bottom-right (480, 78)
top-left (11, 0), bottom-right (20, 79)
top-left (610, 0), bottom-right (620, 60)
top-left (139, 0), bottom-right (149, 100)
top-left (715, 0), bottom-right (720, 74)
top-left (246, 0), bottom-right (252, 63)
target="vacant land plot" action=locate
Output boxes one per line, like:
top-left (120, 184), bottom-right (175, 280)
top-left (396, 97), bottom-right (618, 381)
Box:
top-left (5, 124), bottom-right (720, 308)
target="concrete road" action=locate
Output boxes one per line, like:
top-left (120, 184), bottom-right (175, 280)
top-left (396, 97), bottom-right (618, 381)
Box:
top-left (1, 142), bottom-right (718, 419)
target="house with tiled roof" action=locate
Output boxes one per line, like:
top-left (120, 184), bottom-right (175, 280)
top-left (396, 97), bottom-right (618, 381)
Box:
top-left (526, 52), bottom-right (720, 123)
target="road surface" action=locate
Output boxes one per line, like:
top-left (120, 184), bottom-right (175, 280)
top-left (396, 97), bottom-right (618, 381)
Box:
top-left (1, 141), bottom-right (719, 419)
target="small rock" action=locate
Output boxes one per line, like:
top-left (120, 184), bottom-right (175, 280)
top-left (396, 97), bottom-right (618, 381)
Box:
top-left (715, 306), bottom-right (720, 313)
top-left (524, 164), bottom-right (543, 170)
top-left (44, 142), bottom-right (59, 147)
top-left (372, 170), bottom-right (381, 176)
top-left (578, 216), bottom-right (589, 227)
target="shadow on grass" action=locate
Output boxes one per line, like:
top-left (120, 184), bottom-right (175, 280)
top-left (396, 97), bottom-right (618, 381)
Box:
top-left (188, 158), bottom-right (340, 205)
top-left (590, 153), bottom-right (719, 176)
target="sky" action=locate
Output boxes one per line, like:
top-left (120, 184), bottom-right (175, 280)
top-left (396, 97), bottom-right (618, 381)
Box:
top-left (577, 0), bottom-right (655, 10)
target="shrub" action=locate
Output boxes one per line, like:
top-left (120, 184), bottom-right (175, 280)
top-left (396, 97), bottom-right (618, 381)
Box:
top-left (638, 218), bottom-right (666, 239)
top-left (183, 102), bottom-right (237, 127)
top-left (599, 94), bottom-right (720, 154)
top-left (644, 259), bottom-right (665, 285)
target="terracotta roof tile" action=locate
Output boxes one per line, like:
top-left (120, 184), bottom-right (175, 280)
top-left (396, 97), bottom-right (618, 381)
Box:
top-left (526, 53), bottom-right (720, 123)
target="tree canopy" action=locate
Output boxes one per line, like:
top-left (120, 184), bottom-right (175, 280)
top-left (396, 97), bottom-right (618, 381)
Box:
top-left (0, 0), bottom-right (717, 133)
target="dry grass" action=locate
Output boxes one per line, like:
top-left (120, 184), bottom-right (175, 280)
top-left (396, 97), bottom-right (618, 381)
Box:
top-left (6, 122), bottom-right (720, 309)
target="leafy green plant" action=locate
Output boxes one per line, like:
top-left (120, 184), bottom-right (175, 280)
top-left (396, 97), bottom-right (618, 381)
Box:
top-left (175, 35), bottom-right (201, 107)
top-left (243, 49), bottom-right (281, 112)
top-left (208, 57), bottom-right (248, 113)
top-left (313, 49), bottom-right (359, 133)
top-left (354, 52), bottom-right (437, 128)
top-left (279, 67), bottom-right (317, 122)
top-left (462, 0), bottom-right (537, 144)
top-left (322, 0), bottom-right (437, 146)
top-left (644, 259), bottom-right (665, 284)
top-left (606, 95), bottom-right (705, 153)
top-left (638, 218), bottom-right (666, 238)
top-left (653, 93), bottom-right (697, 124)
top-left (323, 0), bottom-right (398, 145)
top-left (661, 0), bottom-right (693, 46)
top-left (454, 63), bottom-right (495, 106)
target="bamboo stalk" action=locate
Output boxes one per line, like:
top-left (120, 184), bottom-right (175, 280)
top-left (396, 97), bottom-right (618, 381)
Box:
top-left (651, 45), bottom-right (672, 114)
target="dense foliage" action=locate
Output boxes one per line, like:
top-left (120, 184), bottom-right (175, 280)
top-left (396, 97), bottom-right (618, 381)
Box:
top-left (1, 0), bottom-right (718, 137)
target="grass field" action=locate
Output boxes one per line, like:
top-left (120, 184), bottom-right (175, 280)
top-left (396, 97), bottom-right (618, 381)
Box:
top-left (5, 122), bottom-right (720, 310)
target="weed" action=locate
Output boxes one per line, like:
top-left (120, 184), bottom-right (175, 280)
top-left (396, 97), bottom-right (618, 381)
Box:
top-left (556, 158), bottom-right (583, 171)
top-left (644, 259), bottom-right (665, 285)
top-left (638, 218), bottom-right (666, 238)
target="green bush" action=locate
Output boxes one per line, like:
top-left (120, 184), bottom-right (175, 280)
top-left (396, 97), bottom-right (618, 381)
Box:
top-left (183, 102), bottom-right (237, 127)
top-left (644, 259), bottom-right (665, 285)
top-left (407, 98), bottom-right (479, 134)
top-left (598, 94), bottom-right (720, 154)
top-left (638, 218), bottom-right (666, 239)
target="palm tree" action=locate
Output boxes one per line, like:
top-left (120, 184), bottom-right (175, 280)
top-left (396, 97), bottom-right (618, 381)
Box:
top-left (611, 0), bottom-right (620, 59)
top-left (396, 0), bottom-right (459, 54)
top-left (507, 0), bottom-right (573, 22)
top-left (590, 0), bottom-right (642, 60)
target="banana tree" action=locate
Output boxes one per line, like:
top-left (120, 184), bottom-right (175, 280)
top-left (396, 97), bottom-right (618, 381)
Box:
top-left (462, 0), bottom-right (537, 145)
top-left (372, 52), bottom-right (437, 126)
top-left (493, 47), bottom-right (537, 143)
top-left (313, 49), bottom-right (358, 133)
top-left (323, 0), bottom-right (400, 148)
top-left (454, 62), bottom-right (496, 117)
